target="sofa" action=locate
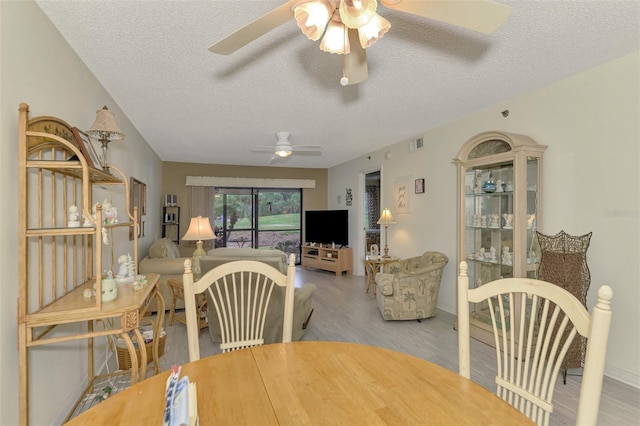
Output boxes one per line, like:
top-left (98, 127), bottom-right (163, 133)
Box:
top-left (374, 251), bottom-right (449, 321)
top-left (139, 238), bottom-right (196, 312)
top-left (138, 239), bottom-right (315, 341)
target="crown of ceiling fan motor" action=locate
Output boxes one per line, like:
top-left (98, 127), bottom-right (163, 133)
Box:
top-left (274, 132), bottom-right (293, 157)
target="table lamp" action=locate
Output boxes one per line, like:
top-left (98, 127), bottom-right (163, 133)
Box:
top-left (86, 106), bottom-right (124, 173)
top-left (182, 216), bottom-right (216, 276)
top-left (377, 207), bottom-right (396, 258)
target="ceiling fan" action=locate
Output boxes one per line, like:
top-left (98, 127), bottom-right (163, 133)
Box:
top-left (251, 132), bottom-right (322, 162)
top-left (209, 0), bottom-right (511, 85)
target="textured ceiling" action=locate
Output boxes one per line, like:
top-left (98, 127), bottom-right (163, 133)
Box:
top-left (36, 1), bottom-right (639, 168)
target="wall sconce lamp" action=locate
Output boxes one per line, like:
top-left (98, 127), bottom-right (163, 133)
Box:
top-left (182, 216), bottom-right (217, 277)
top-left (86, 106), bottom-right (125, 173)
top-left (376, 207), bottom-right (396, 258)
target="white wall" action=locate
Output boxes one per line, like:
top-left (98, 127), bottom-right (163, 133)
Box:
top-left (329, 52), bottom-right (640, 387)
top-left (0, 2), bottom-right (163, 424)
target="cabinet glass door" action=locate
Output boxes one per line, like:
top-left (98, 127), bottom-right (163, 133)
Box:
top-left (456, 131), bottom-right (546, 346)
top-left (464, 164), bottom-right (515, 328)
top-left (525, 157), bottom-right (541, 279)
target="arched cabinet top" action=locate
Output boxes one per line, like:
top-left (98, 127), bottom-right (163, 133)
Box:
top-left (454, 130), bottom-right (547, 164)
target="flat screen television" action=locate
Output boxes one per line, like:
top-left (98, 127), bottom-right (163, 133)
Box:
top-left (304, 209), bottom-right (349, 247)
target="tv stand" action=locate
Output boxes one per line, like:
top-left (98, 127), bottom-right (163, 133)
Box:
top-left (301, 245), bottom-right (352, 276)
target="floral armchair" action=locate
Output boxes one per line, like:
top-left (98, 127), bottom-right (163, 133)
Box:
top-left (374, 251), bottom-right (449, 321)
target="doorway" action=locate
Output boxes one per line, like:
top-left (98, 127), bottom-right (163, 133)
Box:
top-left (364, 170), bottom-right (381, 256)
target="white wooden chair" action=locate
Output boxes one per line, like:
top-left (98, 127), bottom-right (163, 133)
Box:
top-left (183, 253), bottom-right (296, 361)
top-left (457, 261), bottom-right (612, 426)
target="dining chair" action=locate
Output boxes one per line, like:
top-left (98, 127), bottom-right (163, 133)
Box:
top-left (182, 253), bottom-right (296, 361)
top-left (457, 261), bottom-right (612, 426)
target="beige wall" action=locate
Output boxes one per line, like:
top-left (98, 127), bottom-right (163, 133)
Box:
top-left (162, 161), bottom-right (328, 243)
top-left (329, 52), bottom-right (640, 387)
top-left (1, 2), bottom-right (163, 424)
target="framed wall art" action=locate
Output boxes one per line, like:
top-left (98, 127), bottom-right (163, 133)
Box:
top-left (415, 178), bottom-right (425, 194)
top-left (394, 176), bottom-right (412, 214)
top-left (72, 127), bottom-right (101, 169)
top-left (129, 177), bottom-right (147, 240)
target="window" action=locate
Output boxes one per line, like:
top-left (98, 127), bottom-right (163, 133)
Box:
top-left (214, 188), bottom-right (302, 263)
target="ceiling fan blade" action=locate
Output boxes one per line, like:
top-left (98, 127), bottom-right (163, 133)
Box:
top-left (342, 29), bottom-right (368, 85)
top-left (208, 0), bottom-right (298, 54)
top-left (250, 145), bottom-right (277, 153)
top-left (291, 150), bottom-right (323, 156)
top-left (380, 0), bottom-right (512, 34)
top-left (291, 145), bottom-right (322, 152)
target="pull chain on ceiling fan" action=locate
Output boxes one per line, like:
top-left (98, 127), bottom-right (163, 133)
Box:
top-left (209, 0), bottom-right (511, 85)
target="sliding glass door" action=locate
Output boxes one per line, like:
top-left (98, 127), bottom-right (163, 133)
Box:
top-left (214, 188), bottom-right (302, 262)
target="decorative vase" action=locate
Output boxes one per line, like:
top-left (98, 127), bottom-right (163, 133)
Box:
top-left (100, 274), bottom-right (118, 302)
top-left (482, 180), bottom-right (496, 193)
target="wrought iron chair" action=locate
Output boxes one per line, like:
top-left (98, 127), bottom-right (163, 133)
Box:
top-left (457, 261), bottom-right (612, 426)
top-left (182, 254), bottom-right (296, 360)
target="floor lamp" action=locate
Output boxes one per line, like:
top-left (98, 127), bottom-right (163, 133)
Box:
top-left (377, 208), bottom-right (396, 258)
top-left (182, 216), bottom-right (216, 277)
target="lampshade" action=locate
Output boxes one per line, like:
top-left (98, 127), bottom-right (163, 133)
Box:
top-left (320, 19), bottom-right (350, 54)
top-left (86, 106), bottom-right (125, 141)
top-left (357, 13), bottom-right (390, 48)
top-left (339, 0), bottom-right (377, 29)
top-left (182, 216), bottom-right (216, 241)
top-left (377, 208), bottom-right (396, 225)
top-left (294, 0), bottom-right (335, 41)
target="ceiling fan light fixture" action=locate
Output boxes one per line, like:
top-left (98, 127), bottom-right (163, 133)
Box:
top-left (339, 0), bottom-right (377, 29)
top-left (320, 20), bottom-right (350, 54)
top-left (357, 13), bottom-right (390, 48)
top-left (275, 147), bottom-right (293, 158)
top-left (294, 0), bottom-right (335, 41)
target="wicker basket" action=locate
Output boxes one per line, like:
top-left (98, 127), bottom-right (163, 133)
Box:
top-left (116, 334), bottom-right (166, 370)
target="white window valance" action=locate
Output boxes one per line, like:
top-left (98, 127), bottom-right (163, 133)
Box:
top-left (186, 176), bottom-right (316, 189)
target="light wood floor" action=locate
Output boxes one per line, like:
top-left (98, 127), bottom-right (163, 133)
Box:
top-left (159, 267), bottom-right (639, 425)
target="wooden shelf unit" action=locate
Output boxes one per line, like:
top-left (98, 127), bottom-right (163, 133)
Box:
top-left (301, 245), bottom-right (352, 276)
top-left (17, 104), bottom-right (164, 425)
top-left (161, 205), bottom-right (180, 242)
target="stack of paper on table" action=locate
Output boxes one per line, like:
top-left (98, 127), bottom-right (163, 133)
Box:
top-left (163, 365), bottom-right (198, 426)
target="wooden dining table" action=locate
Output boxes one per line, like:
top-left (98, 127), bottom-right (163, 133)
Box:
top-left (66, 341), bottom-right (533, 425)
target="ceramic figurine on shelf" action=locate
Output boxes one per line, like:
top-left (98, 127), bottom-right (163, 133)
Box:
top-left (502, 247), bottom-right (512, 266)
top-left (475, 247), bottom-right (485, 260)
top-left (473, 170), bottom-right (483, 194)
top-left (527, 214), bottom-right (536, 229)
top-left (127, 254), bottom-right (136, 277)
top-left (82, 213), bottom-right (93, 227)
top-left (495, 179), bottom-right (504, 192)
top-left (102, 200), bottom-right (118, 225)
top-left (116, 253), bottom-right (136, 282)
top-left (503, 213), bottom-right (514, 228)
top-left (68, 205), bottom-right (80, 228)
top-left (489, 246), bottom-right (497, 262)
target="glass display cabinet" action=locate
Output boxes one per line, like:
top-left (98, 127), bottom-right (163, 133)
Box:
top-left (454, 131), bottom-right (547, 346)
